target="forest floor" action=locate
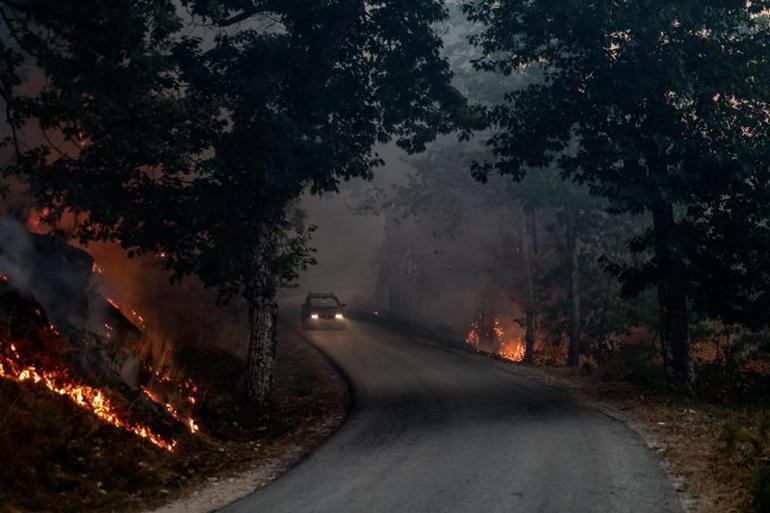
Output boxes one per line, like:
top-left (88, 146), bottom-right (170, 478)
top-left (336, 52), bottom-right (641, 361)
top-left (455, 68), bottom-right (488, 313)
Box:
top-left (520, 365), bottom-right (763, 513)
top-left (0, 328), bottom-right (349, 513)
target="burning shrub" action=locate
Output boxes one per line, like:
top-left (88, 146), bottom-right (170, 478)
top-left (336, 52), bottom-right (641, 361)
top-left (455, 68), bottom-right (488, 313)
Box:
top-left (466, 311), bottom-right (526, 363)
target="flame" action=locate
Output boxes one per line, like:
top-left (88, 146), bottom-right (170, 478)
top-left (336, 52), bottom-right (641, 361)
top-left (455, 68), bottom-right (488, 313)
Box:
top-left (0, 342), bottom-right (176, 451)
top-left (141, 387), bottom-right (199, 434)
top-left (499, 342), bottom-right (526, 362)
top-left (106, 298), bottom-right (200, 433)
top-left (107, 297), bottom-right (147, 330)
top-left (25, 208), bottom-right (50, 235)
top-left (466, 315), bottom-right (526, 363)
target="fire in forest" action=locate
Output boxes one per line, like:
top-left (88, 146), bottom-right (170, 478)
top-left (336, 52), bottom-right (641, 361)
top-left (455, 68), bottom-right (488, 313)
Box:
top-left (100, 296), bottom-right (202, 436)
top-left (0, 226), bottom-right (203, 451)
top-left (0, 342), bottom-right (177, 451)
top-left (466, 313), bottom-right (525, 363)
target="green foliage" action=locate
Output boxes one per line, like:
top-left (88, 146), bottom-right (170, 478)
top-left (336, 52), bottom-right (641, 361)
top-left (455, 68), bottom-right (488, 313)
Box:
top-left (0, 0), bottom-right (474, 306)
top-left (606, 339), bottom-right (666, 387)
top-left (723, 416), bottom-right (770, 511)
top-left (463, 0), bottom-right (770, 329)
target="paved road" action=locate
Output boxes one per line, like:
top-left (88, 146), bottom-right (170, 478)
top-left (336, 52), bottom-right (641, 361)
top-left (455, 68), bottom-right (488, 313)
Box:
top-left (219, 318), bottom-right (681, 513)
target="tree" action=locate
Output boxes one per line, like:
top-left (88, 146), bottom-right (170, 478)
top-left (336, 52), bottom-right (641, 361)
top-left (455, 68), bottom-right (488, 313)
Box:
top-left (464, 0), bottom-right (770, 393)
top-left (0, 0), bottom-right (474, 403)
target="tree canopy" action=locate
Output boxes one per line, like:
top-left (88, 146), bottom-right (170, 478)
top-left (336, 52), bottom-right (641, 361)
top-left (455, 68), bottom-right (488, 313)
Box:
top-left (0, 0), bottom-right (473, 296)
top-left (463, 0), bottom-right (770, 391)
top-left (0, 0), bottom-right (475, 401)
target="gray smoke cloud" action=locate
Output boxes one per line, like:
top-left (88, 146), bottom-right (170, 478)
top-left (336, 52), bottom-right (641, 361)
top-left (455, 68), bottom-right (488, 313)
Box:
top-left (0, 216), bottom-right (34, 291)
top-left (0, 216), bottom-right (99, 332)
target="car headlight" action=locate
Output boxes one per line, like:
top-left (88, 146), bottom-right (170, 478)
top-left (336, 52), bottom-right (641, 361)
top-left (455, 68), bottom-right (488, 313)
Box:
top-left (335, 313), bottom-right (344, 320)
top-left (311, 313), bottom-right (320, 320)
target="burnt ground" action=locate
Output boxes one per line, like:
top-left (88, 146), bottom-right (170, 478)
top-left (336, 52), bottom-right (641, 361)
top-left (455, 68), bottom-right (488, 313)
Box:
top-left (0, 326), bottom-right (349, 513)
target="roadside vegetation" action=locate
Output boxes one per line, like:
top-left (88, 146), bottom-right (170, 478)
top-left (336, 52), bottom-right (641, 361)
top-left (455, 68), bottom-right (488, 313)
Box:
top-left (1, 1), bottom-right (770, 512)
top-left (359, 3), bottom-right (770, 511)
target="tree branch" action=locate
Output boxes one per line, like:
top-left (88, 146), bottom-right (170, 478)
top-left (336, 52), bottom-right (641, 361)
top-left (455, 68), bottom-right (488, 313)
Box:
top-left (219, 8), bottom-right (259, 27)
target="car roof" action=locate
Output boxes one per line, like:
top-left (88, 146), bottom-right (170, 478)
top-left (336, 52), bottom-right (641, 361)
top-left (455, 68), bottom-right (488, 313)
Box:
top-left (307, 292), bottom-right (338, 298)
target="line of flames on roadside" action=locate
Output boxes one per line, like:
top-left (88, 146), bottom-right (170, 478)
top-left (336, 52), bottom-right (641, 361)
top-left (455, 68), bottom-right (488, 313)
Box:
top-left (142, 387), bottom-right (199, 434)
top-left (4, 217), bottom-right (199, 449)
top-left (466, 316), bottom-right (526, 363)
top-left (0, 293), bottom-right (201, 450)
top-left (105, 297), bottom-right (200, 435)
top-left (0, 342), bottom-right (177, 451)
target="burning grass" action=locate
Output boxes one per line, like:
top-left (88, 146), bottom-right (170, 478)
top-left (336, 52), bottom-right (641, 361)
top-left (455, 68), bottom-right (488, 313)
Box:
top-left (0, 323), bottom-right (349, 513)
top-left (0, 285), bottom-right (201, 453)
top-left (0, 221), bottom-right (348, 512)
top-left (0, 343), bottom-right (176, 451)
top-left (465, 312), bottom-right (526, 363)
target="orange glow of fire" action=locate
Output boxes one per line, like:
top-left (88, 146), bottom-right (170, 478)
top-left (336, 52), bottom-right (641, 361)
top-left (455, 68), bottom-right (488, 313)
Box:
top-left (499, 342), bottom-right (526, 363)
top-left (25, 208), bottom-right (51, 235)
top-left (149, 372), bottom-right (200, 408)
top-left (105, 298), bottom-right (200, 433)
top-left (107, 297), bottom-right (146, 330)
top-left (466, 316), bottom-right (526, 363)
top-left (141, 387), bottom-right (199, 434)
top-left (0, 343), bottom-right (176, 451)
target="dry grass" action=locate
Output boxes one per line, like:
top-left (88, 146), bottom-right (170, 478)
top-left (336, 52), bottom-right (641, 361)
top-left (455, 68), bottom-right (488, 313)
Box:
top-left (530, 366), bottom-right (764, 513)
top-left (0, 328), bottom-right (349, 513)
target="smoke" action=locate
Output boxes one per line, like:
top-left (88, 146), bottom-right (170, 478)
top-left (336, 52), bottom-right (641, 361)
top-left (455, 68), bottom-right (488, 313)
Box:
top-left (293, 144), bottom-right (413, 308)
top-left (0, 216), bottom-right (103, 332)
top-left (0, 216), bottom-right (34, 290)
top-left (85, 242), bottom-right (249, 359)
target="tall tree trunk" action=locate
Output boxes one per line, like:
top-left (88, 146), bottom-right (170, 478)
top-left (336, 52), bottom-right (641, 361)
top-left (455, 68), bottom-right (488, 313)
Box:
top-left (521, 207), bottom-right (536, 363)
top-left (652, 200), bottom-right (694, 393)
top-left (594, 273), bottom-right (614, 368)
top-left (565, 204), bottom-right (581, 367)
top-left (528, 209), bottom-right (540, 255)
top-left (245, 297), bottom-right (279, 405)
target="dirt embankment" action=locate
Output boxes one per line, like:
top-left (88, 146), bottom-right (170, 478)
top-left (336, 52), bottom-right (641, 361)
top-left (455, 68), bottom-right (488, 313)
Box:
top-left (0, 326), bottom-right (349, 513)
top-left (526, 366), bottom-right (762, 513)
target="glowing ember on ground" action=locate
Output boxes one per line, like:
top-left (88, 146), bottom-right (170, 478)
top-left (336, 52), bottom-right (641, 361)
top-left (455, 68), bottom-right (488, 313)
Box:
top-left (142, 387), bottom-right (200, 434)
top-left (0, 342), bottom-right (176, 451)
top-left (499, 342), bottom-right (526, 362)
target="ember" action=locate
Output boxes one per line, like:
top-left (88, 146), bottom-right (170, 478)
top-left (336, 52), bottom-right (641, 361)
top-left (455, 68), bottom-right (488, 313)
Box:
top-left (142, 387), bottom-right (199, 434)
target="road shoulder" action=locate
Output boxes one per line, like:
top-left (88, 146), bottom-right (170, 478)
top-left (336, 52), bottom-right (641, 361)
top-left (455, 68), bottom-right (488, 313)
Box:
top-left (357, 314), bottom-right (699, 513)
top-left (137, 326), bottom-right (350, 513)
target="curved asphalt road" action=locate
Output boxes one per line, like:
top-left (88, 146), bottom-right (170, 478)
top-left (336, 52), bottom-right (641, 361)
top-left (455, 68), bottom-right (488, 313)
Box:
top-left (219, 318), bottom-right (681, 513)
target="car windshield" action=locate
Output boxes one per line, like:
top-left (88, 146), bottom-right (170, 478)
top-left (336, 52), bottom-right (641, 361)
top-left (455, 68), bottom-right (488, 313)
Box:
top-left (309, 297), bottom-right (340, 308)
